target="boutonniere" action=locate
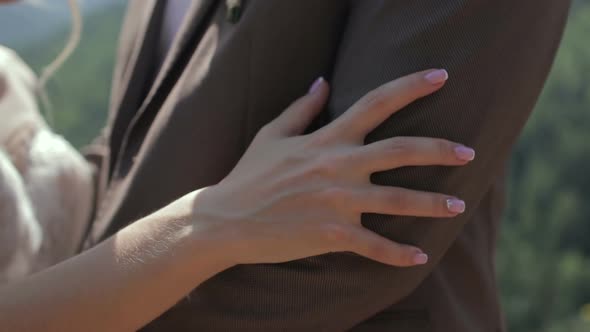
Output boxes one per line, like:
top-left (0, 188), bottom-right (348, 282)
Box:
top-left (226, 0), bottom-right (243, 23)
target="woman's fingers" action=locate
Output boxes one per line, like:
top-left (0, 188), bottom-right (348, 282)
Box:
top-left (260, 77), bottom-right (330, 138)
top-left (357, 137), bottom-right (475, 172)
top-left (324, 69), bottom-right (448, 140)
top-left (261, 68), bottom-right (447, 140)
top-left (325, 224), bottom-right (427, 267)
top-left (349, 186), bottom-right (465, 218)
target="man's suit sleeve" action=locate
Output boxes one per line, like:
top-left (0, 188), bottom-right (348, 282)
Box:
top-left (324, 0), bottom-right (570, 319)
top-left (142, 1), bottom-right (572, 330)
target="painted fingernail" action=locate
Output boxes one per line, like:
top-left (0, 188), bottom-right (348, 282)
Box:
top-left (414, 253), bottom-right (429, 265)
top-left (424, 69), bottom-right (449, 85)
top-left (308, 77), bottom-right (324, 94)
top-left (446, 198), bottom-right (466, 214)
top-left (454, 146), bottom-right (475, 161)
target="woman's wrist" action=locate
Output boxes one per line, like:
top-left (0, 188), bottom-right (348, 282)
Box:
top-left (183, 186), bottom-right (244, 270)
top-left (121, 187), bottom-right (238, 277)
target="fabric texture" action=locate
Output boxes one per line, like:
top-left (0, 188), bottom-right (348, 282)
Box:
top-left (84, 0), bottom-right (571, 331)
top-left (0, 46), bottom-right (93, 280)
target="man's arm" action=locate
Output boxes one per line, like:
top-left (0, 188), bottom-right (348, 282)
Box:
top-left (155, 1), bottom-right (571, 330)
top-left (324, 0), bottom-right (571, 325)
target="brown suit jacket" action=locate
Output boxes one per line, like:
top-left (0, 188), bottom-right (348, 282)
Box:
top-left (83, 0), bottom-right (571, 330)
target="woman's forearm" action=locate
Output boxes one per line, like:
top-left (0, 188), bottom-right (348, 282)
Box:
top-left (0, 190), bottom-right (233, 332)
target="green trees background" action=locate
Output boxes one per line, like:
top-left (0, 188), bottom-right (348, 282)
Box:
top-left (8, 2), bottom-right (590, 331)
top-left (498, 2), bottom-right (590, 331)
top-left (16, 4), bottom-right (126, 148)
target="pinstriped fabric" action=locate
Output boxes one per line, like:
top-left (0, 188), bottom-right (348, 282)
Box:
top-left (93, 0), bottom-right (571, 331)
top-left (328, 1), bottom-right (571, 330)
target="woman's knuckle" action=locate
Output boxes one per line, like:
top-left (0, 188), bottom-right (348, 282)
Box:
top-left (390, 189), bottom-right (410, 213)
top-left (319, 186), bottom-right (350, 203)
top-left (332, 150), bottom-right (357, 166)
top-left (305, 131), bottom-right (330, 147)
top-left (256, 123), bottom-right (276, 139)
top-left (366, 243), bottom-right (388, 261)
top-left (388, 137), bottom-right (414, 158)
top-left (362, 88), bottom-right (389, 110)
top-left (321, 223), bottom-right (352, 244)
top-left (285, 147), bottom-right (311, 165)
top-left (311, 157), bottom-right (335, 177)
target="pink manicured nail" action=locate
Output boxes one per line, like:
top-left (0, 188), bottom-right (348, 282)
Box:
top-left (414, 253), bottom-right (429, 265)
top-left (308, 77), bottom-right (324, 94)
top-left (454, 146), bottom-right (476, 161)
top-left (446, 198), bottom-right (466, 214)
top-left (424, 69), bottom-right (449, 84)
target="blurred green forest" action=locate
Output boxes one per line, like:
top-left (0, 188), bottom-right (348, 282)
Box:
top-left (498, 1), bottom-right (590, 331)
top-left (8, 2), bottom-right (590, 332)
top-left (18, 3), bottom-right (126, 148)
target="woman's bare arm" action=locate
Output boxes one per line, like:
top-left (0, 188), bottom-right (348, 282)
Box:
top-left (0, 190), bottom-right (230, 332)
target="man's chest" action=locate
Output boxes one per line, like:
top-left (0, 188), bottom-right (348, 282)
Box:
top-left (89, 1), bottom-right (350, 243)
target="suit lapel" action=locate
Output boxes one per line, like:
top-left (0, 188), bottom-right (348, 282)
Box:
top-left (87, 0), bottom-right (223, 245)
top-left (108, 0), bottom-right (164, 176)
top-left (110, 0), bottom-right (220, 178)
top-left (137, 0), bottom-right (220, 113)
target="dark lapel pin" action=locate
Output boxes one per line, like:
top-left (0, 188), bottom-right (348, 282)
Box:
top-left (226, 0), bottom-right (243, 23)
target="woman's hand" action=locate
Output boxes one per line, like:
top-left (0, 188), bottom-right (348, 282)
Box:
top-left (0, 69), bottom-right (474, 332)
top-left (195, 69), bottom-right (475, 267)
